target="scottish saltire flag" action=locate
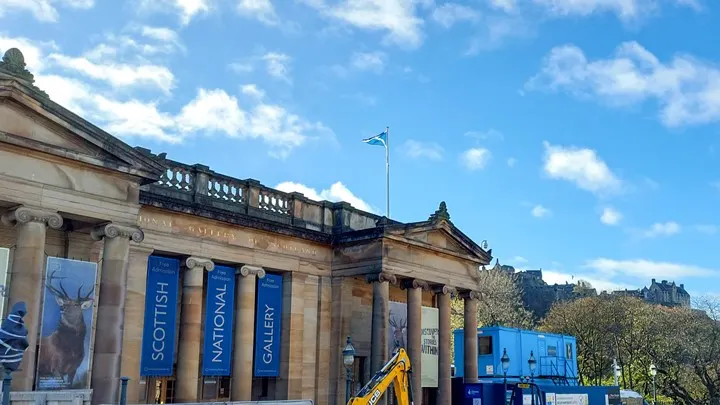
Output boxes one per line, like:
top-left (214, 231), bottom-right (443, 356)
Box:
top-left (362, 131), bottom-right (387, 147)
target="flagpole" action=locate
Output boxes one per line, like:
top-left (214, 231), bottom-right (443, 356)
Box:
top-left (385, 126), bottom-right (390, 219)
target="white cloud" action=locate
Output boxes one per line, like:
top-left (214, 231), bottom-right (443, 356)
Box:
top-left (543, 141), bottom-right (622, 196)
top-left (138, 0), bottom-right (211, 25)
top-left (641, 221), bottom-right (680, 238)
top-left (527, 41), bottom-right (720, 127)
top-left (600, 207), bottom-right (622, 225)
top-left (301, 0), bottom-right (424, 49)
top-left (0, 0), bottom-right (93, 22)
top-left (542, 269), bottom-right (629, 293)
top-left (584, 258), bottom-right (716, 279)
top-left (402, 140), bottom-right (443, 160)
top-left (489, 0), bottom-right (516, 12)
top-left (48, 53), bottom-right (175, 94)
top-left (507, 158), bottom-right (517, 167)
top-left (262, 52), bottom-right (291, 83)
top-left (275, 181), bottom-right (376, 213)
top-left (431, 3), bottom-right (480, 28)
top-left (241, 84), bottom-right (265, 99)
top-left (531, 0), bottom-right (698, 21)
top-left (695, 224), bottom-right (717, 235)
top-left (350, 51), bottom-right (386, 73)
top-left (531, 204), bottom-right (551, 218)
top-left (460, 147), bottom-right (491, 170)
top-left (176, 89), bottom-right (247, 137)
top-left (236, 0), bottom-right (278, 25)
top-left (465, 129), bottom-right (504, 141)
top-left (509, 256), bottom-right (528, 264)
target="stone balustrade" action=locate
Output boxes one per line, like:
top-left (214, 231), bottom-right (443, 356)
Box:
top-left (136, 148), bottom-right (397, 237)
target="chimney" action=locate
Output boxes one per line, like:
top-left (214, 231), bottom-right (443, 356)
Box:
top-left (662, 280), bottom-right (668, 284)
top-left (651, 278), bottom-right (656, 284)
top-left (680, 283), bottom-right (685, 289)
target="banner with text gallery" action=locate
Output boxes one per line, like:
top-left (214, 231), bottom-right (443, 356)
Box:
top-left (140, 256), bottom-right (180, 377)
top-left (202, 265), bottom-right (236, 376)
top-left (253, 273), bottom-right (283, 377)
top-left (36, 257), bottom-right (98, 390)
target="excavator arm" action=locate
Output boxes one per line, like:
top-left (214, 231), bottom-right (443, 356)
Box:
top-left (347, 348), bottom-right (414, 405)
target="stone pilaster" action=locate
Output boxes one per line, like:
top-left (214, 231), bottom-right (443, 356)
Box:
top-left (90, 223), bottom-right (144, 405)
top-left (278, 272), bottom-right (306, 399)
top-left (302, 275), bottom-right (319, 400)
top-left (404, 279), bottom-right (428, 405)
top-left (176, 256), bottom-right (214, 402)
top-left (462, 291), bottom-right (481, 383)
top-left (232, 265), bottom-right (265, 401)
top-left (435, 285), bottom-right (456, 405)
top-left (120, 245), bottom-right (154, 404)
top-left (330, 277), bottom-right (354, 405)
top-left (368, 272), bottom-right (396, 405)
top-left (1, 205), bottom-right (63, 391)
top-left (315, 276), bottom-right (332, 405)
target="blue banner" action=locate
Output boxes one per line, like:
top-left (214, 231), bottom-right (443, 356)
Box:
top-left (253, 273), bottom-right (283, 377)
top-left (140, 256), bottom-right (180, 377)
top-left (202, 265), bottom-right (236, 376)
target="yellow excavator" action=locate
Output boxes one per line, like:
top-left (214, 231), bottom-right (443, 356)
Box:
top-left (346, 347), bottom-right (414, 405)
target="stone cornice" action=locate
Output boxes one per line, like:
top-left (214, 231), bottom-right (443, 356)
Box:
top-left (366, 272), bottom-right (397, 285)
top-left (237, 265), bottom-right (266, 279)
top-left (91, 223), bottom-right (144, 243)
top-left (185, 256), bottom-right (214, 272)
top-left (1, 206), bottom-right (63, 229)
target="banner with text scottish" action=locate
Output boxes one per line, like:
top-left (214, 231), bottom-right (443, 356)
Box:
top-left (202, 264), bottom-right (236, 376)
top-left (253, 273), bottom-right (283, 377)
top-left (140, 256), bottom-right (180, 377)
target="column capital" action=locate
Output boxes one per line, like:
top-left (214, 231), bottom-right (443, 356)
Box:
top-left (433, 285), bottom-right (457, 296)
top-left (237, 265), bottom-right (266, 279)
top-left (91, 223), bottom-right (144, 243)
top-left (1, 206), bottom-right (63, 229)
top-left (460, 290), bottom-right (481, 301)
top-left (185, 256), bottom-right (214, 271)
top-left (400, 279), bottom-right (430, 291)
top-left (366, 272), bottom-right (397, 285)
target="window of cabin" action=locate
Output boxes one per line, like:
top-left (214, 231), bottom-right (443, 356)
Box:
top-left (566, 343), bottom-right (573, 359)
top-left (478, 336), bottom-right (493, 355)
top-left (547, 345), bottom-right (557, 356)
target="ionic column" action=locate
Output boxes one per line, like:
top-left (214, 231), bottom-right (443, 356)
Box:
top-left (232, 265), bottom-right (265, 401)
top-left (435, 285), bottom-right (456, 405)
top-left (90, 223), bottom-right (144, 405)
top-left (176, 256), bottom-right (214, 402)
top-left (1, 205), bottom-right (63, 390)
top-left (462, 291), bottom-right (481, 383)
top-left (368, 272), bottom-right (396, 405)
top-left (405, 279), bottom-right (428, 405)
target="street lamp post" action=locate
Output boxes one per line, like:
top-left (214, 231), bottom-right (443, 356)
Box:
top-left (501, 348), bottom-right (511, 404)
top-left (528, 351), bottom-right (537, 382)
top-left (649, 363), bottom-right (657, 405)
top-left (612, 359), bottom-right (621, 387)
top-left (343, 336), bottom-right (356, 405)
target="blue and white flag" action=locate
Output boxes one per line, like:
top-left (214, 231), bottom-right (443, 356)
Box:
top-left (362, 131), bottom-right (387, 147)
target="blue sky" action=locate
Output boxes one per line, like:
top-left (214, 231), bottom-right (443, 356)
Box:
top-left (1, 0), bottom-right (718, 298)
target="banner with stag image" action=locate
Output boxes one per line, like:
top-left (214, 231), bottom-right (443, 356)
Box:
top-left (36, 257), bottom-right (98, 391)
top-left (0, 248), bottom-right (9, 319)
top-left (387, 301), bottom-right (439, 388)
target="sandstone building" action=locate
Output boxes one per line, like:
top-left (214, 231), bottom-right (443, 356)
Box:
top-left (0, 48), bottom-right (494, 405)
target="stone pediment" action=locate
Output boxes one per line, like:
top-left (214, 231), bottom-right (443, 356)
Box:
top-left (0, 49), bottom-right (164, 184)
top-left (384, 218), bottom-right (492, 264)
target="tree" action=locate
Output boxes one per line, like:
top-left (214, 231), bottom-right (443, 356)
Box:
top-left (449, 267), bottom-right (534, 358)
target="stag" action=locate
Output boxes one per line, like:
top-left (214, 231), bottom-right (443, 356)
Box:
top-left (389, 314), bottom-right (407, 350)
top-left (37, 270), bottom-right (94, 386)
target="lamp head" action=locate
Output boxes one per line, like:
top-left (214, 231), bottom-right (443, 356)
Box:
top-left (342, 336), bottom-right (356, 368)
top-left (528, 350), bottom-right (537, 373)
top-left (501, 348), bottom-right (510, 372)
top-left (649, 363), bottom-right (657, 377)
